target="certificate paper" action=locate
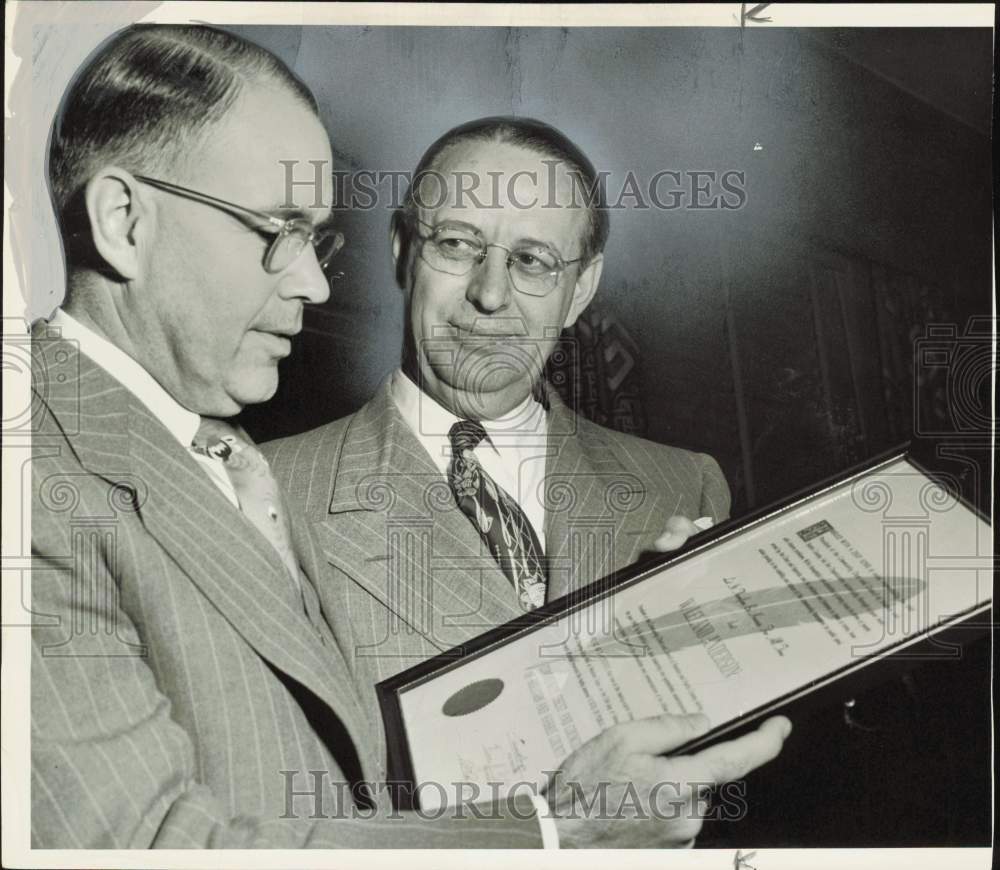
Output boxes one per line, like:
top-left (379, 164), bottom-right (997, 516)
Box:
top-left (379, 455), bottom-right (991, 811)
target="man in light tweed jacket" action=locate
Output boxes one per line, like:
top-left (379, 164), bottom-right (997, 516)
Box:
top-left (31, 25), bottom-right (787, 851)
top-left (265, 116), bottom-right (790, 847)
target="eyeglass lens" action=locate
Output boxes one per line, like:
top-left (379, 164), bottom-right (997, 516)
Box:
top-left (266, 223), bottom-right (344, 274)
top-left (421, 225), bottom-right (562, 295)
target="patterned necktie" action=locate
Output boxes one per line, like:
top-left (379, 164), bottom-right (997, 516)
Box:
top-left (448, 420), bottom-right (547, 611)
top-left (192, 418), bottom-right (301, 587)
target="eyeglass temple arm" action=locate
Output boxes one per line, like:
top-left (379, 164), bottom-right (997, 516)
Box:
top-left (134, 175), bottom-right (285, 229)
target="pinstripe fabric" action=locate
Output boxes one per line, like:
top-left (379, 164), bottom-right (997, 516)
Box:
top-left (264, 376), bottom-right (731, 763)
top-left (30, 330), bottom-right (542, 849)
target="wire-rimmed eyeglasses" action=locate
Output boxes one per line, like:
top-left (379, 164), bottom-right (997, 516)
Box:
top-left (411, 216), bottom-right (586, 297)
top-left (135, 175), bottom-right (344, 276)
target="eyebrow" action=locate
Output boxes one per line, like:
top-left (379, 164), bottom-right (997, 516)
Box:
top-left (432, 219), bottom-right (562, 252)
top-left (516, 235), bottom-right (561, 252)
top-left (431, 218), bottom-right (484, 235)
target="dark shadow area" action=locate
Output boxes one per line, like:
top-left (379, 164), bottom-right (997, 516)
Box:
top-left (699, 636), bottom-right (991, 847)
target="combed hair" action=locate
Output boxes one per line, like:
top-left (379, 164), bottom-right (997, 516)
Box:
top-left (49, 24), bottom-right (317, 254)
top-left (392, 116), bottom-right (609, 285)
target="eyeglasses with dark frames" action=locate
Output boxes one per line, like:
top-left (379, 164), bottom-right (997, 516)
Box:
top-left (135, 175), bottom-right (345, 276)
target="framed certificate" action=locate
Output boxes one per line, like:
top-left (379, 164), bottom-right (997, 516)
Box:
top-left (377, 449), bottom-right (992, 811)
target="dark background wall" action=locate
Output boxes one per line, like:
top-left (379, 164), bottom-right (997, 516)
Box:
top-left (234, 25), bottom-right (993, 517)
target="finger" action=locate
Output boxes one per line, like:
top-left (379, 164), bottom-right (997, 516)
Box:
top-left (653, 515), bottom-right (700, 551)
top-left (612, 712), bottom-right (712, 756)
top-left (663, 816), bottom-right (703, 848)
top-left (689, 716), bottom-right (791, 784)
top-left (648, 752), bottom-right (716, 800)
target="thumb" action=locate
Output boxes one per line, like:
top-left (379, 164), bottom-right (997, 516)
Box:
top-left (653, 515), bottom-right (700, 552)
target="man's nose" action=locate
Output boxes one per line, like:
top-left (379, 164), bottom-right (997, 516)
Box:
top-left (278, 245), bottom-right (331, 305)
top-left (465, 247), bottom-right (511, 313)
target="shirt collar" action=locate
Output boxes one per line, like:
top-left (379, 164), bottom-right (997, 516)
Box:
top-left (389, 368), bottom-right (547, 471)
top-left (49, 309), bottom-right (201, 449)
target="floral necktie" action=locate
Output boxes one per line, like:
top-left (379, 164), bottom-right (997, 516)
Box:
top-left (448, 420), bottom-right (547, 611)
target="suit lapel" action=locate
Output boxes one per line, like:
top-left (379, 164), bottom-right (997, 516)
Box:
top-left (289, 508), bottom-right (333, 632)
top-left (543, 391), bottom-right (665, 601)
top-left (130, 407), bottom-right (373, 749)
top-left (314, 382), bottom-right (667, 636)
top-left (316, 381), bottom-right (523, 653)
top-left (36, 337), bottom-right (373, 764)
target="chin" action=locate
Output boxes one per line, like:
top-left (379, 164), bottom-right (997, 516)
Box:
top-left (226, 369), bottom-right (280, 410)
top-left (434, 364), bottom-right (516, 397)
top-left (451, 358), bottom-right (539, 401)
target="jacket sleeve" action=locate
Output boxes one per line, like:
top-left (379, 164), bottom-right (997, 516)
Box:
top-left (697, 453), bottom-right (732, 522)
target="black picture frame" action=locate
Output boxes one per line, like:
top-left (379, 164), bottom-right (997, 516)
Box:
top-left (376, 443), bottom-right (992, 810)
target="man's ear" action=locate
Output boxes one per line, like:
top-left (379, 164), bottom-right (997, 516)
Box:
top-left (83, 168), bottom-right (148, 281)
top-left (390, 211), bottom-right (411, 291)
top-left (563, 253), bottom-right (603, 329)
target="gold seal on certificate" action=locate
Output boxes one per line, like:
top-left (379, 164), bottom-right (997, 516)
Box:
top-left (442, 679), bottom-right (506, 717)
top-left (378, 450), bottom-right (991, 811)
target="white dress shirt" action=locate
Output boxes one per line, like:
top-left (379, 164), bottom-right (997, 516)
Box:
top-left (390, 369), bottom-right (551, 551)
top-left (48, 310), bottom-right (240, 508)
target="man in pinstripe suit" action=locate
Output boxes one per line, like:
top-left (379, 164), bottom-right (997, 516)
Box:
top-left (30, 23), bottom-right (459, 849)
top-left (31, 25), bottom-right (787, 850)
top-left (265, 117), bottom-right (790, 846)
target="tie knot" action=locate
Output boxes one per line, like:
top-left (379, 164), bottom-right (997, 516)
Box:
top-left (192, 417), bottom-right (246, 462)
top-left (449, 419), bottom-right (487, 455)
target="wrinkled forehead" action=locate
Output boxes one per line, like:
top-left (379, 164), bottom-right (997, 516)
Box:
top-left (414, 141), bottom-right (591, 248)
